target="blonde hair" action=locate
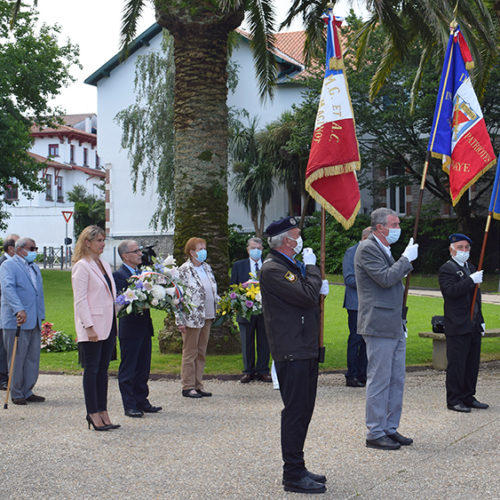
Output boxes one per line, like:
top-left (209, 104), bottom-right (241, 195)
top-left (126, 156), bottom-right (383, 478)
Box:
top-left (184, 237), bottom-right (206, 259)
top-left (72, 225), bottom-right (106, 263)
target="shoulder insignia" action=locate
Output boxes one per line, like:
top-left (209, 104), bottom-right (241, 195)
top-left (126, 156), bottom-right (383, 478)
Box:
top-left (284, 271), bottom-right (297, 282)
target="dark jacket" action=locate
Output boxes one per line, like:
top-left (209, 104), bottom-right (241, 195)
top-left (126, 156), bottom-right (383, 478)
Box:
top-left (113, 265), bottom-right (154, 340)
top-left (259, 249), bottom-right (322, 361)
top-left (438, 259), bottom-right (483, 336)
top-left (342, 243), bottom-right (359, 310)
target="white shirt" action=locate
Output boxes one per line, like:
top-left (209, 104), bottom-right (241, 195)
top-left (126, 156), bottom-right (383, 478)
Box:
top-left (373, 235), bottom-right (392, 258)
top-left (249, 258), bottom-right (262, 278)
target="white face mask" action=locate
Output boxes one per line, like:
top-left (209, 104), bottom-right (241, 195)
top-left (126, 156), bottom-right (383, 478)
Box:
top-left (288, 235), bottom-right (303, 256)
top-left (385, 227), bottom-right (401, 245)
top-left (453, 250), bottom-right (469, 264)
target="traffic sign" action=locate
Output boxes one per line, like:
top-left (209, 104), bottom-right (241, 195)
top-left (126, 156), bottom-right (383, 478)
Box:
top-left (62, 211), bottom-right (73, 223)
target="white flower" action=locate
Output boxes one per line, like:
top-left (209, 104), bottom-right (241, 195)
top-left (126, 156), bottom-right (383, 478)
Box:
top-left (156, 275), bottom-right (167, 285)
top-left (255, 292), bottom-right (262, 302)
top-left (151, 298), bottom-right (159, 306)
top-left (163, 255), bottom-right (176, 266)
top-left (143, 281), bottom-right (153, 291)
top-left (151, 284), bottom-right (166, 300)
top-left (165, 287), bottom-right (176, 297)
top-left (124, 289), bottom-right (138, 302)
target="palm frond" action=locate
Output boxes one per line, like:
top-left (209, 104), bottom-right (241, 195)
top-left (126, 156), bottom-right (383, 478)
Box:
top-left (353, 15), bottom-right (378, 69)
top-left (369, 39), bottom-right (401, 101)
top-left (120, 0), bottom-right (146, 51)
top-left (409, 45), bottom-right (433, 114)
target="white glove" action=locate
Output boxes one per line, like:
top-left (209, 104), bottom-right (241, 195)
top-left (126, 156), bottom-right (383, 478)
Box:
top-left (470, 270), bottom-right (483, 284)
top-left (402, 237), bottom-right (419, 262)
top-left (320, 279), bottom-right (329, 296)
top-left (302, 247), bottom-right (316, 266)
top-left (481, 323), bottom-right (486, 336)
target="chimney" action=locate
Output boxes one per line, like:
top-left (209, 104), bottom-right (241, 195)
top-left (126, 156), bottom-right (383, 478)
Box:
top-left (85, 117), bottom-right (92, 133)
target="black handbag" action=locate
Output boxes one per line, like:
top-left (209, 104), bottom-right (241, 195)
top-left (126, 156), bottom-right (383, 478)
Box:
top-left (431, 315), bottom-right (445, 333)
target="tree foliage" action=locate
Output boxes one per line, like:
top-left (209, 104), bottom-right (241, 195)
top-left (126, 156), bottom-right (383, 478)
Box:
top-left (67, 184), bottom-right (105, 239)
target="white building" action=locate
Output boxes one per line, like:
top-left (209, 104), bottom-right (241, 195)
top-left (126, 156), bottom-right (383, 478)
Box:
top-left (85, 24), bottom-right (312, 256)
top-left (2, 115), bottom-right (105, 250)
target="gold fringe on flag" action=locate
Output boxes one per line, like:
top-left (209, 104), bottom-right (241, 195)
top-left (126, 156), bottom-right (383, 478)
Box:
top-left (328, 58), bottom-right (345, 71)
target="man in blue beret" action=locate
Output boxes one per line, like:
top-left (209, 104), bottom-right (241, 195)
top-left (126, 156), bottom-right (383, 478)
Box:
top-left (438, 233), bottom-right (488, 412)
top-left (259, 216), bottom-right (329, 494)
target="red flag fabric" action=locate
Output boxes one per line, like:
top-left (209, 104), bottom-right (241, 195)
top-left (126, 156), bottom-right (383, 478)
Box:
top-left (305, 12), bottom-right (360, 229)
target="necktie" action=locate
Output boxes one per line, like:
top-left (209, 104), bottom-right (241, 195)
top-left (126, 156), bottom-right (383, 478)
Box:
top-left (255, 262), bottom-right (259, 273)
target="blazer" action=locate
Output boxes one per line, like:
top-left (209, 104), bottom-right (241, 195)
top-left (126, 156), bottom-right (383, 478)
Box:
top-left (72, 257), bottom-right (117, 342)
top-left (113, 264), bottom-right (154, 340)
top-left (0, 255), bottom-right (45, 330)
top-left (342, 243), bottom-right (359, 310)
top-left (438, 259), bottom-right (483, 336)
top-left (230, 257), bottom-right (261, 324)
top-left (354, 234), bottom-right (413, 338)
top-left (176, 260), bottom-right (218, 329)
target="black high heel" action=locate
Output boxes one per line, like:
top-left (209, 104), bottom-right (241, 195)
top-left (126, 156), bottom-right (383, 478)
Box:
top-left (105, 423), bottom-right (121, 429)
top-left (86, 414), bottom-right (109, 431)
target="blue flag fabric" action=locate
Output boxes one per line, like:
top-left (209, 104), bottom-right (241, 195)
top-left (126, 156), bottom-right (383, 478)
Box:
top-left (489, 166), bottom-right (500, 220)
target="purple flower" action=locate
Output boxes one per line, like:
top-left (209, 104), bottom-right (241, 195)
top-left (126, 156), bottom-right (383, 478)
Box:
top-left (230, 292), bottom-right (237, 299)
top-left (245, 300), bottom-right (254, 308)
top-left (116, 295), bottom-right (130, 306)
top-left (135, 280), bottom-right (144, 290)
top-left (241, 283), bottom-right (248, 288)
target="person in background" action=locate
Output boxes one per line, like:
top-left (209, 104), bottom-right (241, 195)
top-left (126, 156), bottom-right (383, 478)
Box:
top-left (176, 237), bottom-right (218, 399)
top-left (355, 208), bottom-right (418, 450)
top-left (438, 233), bottom-right (488, 413)
top-left (0, 234), bottom-right (20, 391)
top-left (342, 227), bottom-right (371, 387)
top-left (0, 237), bottom-right (45, 405)
top-left (72, 226), bottom-right (119, 431)
top-left (114, 240), bottom-right (162, 418)
top-left (230, 236), bottom-right (271, 383)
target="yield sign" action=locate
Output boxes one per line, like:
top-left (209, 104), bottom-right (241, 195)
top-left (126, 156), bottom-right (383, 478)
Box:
top-left (62, 211), bottom-right (73, 223)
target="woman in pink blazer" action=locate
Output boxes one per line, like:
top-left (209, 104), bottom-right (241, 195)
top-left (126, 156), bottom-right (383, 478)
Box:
top-left (72, 225), bottom-right (119, 431)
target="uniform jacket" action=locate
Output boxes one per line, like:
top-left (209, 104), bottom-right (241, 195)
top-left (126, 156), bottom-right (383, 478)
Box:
top-left (259, 249), bottom-right (322, 361)
top-left (342, 243), bottom-right (359, 310)
top-left (176, 260), bottom-right (218, 329)
top-left (354, 234), bottom-right (413, 338)
top-left (438, 259), bottom-right (483, 336)
top-left (230, 257), bottom-right (262, 324)
top-left (113, 264), bottom-right (154, 340)
top-left (0, 256), bottom-right (45, 330)
top-left (72, 257), bottom-right (116, 342)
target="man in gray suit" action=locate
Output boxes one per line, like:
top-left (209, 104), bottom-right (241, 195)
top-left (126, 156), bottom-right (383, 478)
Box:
top-left (0, 237), bottom-right (45, 405)
top-left (355, 208), bottom-right (418, 450)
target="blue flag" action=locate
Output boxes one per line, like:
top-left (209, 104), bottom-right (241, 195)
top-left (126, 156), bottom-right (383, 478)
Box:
top-left (489, 165), bottom-right (500, 220)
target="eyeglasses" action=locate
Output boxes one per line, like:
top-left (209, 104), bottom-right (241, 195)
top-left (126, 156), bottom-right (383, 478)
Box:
top-left (27, 246), bottom-right (38, 251)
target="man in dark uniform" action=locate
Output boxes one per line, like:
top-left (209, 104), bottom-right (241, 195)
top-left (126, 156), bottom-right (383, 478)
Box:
top-left (259, 216), bottom-right (329, 494)
top-left (438, 233), bottom-right (488, 413)
top-left (114, 240), bottom-right (162, 418)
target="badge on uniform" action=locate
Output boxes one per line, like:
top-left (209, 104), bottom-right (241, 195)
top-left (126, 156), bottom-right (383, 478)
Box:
top-left (456, 270), bottom-right (464, 278)
top-left (284, 271), bottom-right (297, 282)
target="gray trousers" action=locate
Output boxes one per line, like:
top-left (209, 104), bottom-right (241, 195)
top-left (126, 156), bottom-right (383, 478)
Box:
top-left (3, 327), bottom-right (41, 400)
top-left (363, 334), bottom-right (406, 440)
top-left (0, 329), bottom-right (9, 384)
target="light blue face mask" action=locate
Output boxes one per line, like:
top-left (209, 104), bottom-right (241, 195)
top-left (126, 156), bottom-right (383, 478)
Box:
top-left (24, 251), bottom-right (38, 263)
top-left (196, 249), bottom-right (207, 263)
top-left (386, 227), bottom-right (401, 245)
top-left (249, 248), bottom-right (262, 261)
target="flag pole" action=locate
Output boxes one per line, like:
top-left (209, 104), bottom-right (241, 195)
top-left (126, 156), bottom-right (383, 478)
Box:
top-left (319, 207), bottom-right (326, 363)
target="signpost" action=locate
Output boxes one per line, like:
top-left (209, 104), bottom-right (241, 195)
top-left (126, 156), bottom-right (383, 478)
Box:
top-left (62, 211), bottom-right (73, 267)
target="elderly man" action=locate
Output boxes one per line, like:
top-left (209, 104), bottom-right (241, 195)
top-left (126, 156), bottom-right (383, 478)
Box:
top-left (260, 216), bottom-right (329, 494)
top-left (342, 226), bottom-right (371, 388)
top-left (438, 233), bottom-right (488, 413)
top-left (355, 208), bottom-right (418, 450)
top-left (0, 237), bottom-right (45, 404)
top-left (0, 235), bottom-right (20, 390)
top-left (114, 240), bottom-right (162, 418)
top-left (230, 236), bottom-right (271, 383)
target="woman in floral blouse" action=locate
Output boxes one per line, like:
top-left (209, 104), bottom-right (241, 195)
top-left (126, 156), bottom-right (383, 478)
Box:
top-left (176, 237), bottom-right (218, 398)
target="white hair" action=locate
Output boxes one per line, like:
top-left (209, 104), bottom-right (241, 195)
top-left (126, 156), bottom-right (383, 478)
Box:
top-left (268, 230), bottom-right (293, 249)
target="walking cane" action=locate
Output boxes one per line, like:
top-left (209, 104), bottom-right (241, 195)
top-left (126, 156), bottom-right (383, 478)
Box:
top-left (4, 324), bottom-right (21, 409)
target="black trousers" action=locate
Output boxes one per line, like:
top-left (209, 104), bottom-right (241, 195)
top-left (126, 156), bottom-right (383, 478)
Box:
top-left (446, 332), bottom-right (481, 406)
top-left (345, 309), bottom-right (367, 381)
top-left (80, 328), bottom-right (116, 414)
top-left (275, 358), bottom-right (318, 481)
top-left (238, 314), bottom-right (270, 374)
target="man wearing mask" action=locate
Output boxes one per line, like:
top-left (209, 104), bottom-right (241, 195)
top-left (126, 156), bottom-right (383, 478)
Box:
top-left (230, 237), bottom-right (271, 383)
top-left (0, 237), bottom-right (45, 404)
top-left (355, 208), bottom-right (418, 450)
top-left (438, 233), bottom-right (488, 413)
top-left (260, 216), bottom-right (329, 494)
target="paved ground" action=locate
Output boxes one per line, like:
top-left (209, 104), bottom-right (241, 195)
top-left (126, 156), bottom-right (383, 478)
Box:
top-left (1, 362), bottom-right (498, 499)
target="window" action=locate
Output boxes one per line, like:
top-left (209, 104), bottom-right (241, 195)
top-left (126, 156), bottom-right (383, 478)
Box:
top-left (48, 144), bottom-right (59, 157)
top-left (56, 176), bottom-right (64, 202)
top-left (83, 148), bottom-right (88, 166)
top-left (45, 174), bottom-right (53, 201)
top-left (5, 184), bottom-right (18, 201)
top-left (95, 152), bottom-right (100, 168)
top-left (386, 165), bottom-right (406, 215)
top-left (70, 144), bottom-right (75, 164)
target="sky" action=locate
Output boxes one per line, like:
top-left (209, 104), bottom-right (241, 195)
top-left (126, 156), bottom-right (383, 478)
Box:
top-left (34, 0), bottom-right (368, 114)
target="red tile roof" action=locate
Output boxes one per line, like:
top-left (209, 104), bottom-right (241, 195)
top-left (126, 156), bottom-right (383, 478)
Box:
top-left (28, 152), bottom-right (105, 178)
top-left (62, 114), bottom-right (95, 127)
top-left (30, 125), bottom-right (97, 146)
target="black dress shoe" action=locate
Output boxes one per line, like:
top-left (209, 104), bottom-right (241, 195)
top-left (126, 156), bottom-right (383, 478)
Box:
top-left (240, 373), bottom-right (254, 383)
top-left (464, 400), bottom-right (489, 410)
top-left (26, 394), bottom-right (45, 402)
top-left (196, 389), bottom-right (212, 397)
top-left (283, 475), bottom-right (326, 494)
top-left (124, 409), bottom-right (144, 418)
top-left (12, 398), bottom-right (27, 405)
top-left (346, 377), bottom-right (365, 387)
top-left (366, 436), bottom-right (401, 450)
top-left (255, 373), bottom-right (272, 382)
top-left (182, 389), bottom-right (202, 398)
top-left (447, 403), bottom-right (471, 413)
top-left (141, 405), bottom-right (162, 413)
top-left (283, 470), bottom-right (326, 485)
top-left (386, 431), bottom-right (413, 446)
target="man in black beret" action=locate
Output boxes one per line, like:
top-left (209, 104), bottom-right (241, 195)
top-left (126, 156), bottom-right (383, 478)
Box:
top-left (438, 233), bottom-right (488, 412)
top-left (259, 216), bottom-right (329, 494)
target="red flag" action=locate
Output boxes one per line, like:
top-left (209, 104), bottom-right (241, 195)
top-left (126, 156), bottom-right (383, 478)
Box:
top-left (305, 13), bottom-right (360, 229)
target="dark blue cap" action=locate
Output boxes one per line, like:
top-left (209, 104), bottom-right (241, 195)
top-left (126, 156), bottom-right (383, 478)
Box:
top-left (265, 216), bottom-right (299, 237)
top-left (449, 233), bottom-right (472, 245)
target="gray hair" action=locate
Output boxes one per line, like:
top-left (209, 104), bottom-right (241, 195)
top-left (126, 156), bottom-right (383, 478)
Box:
top-left (16, 237), bottom-right (34, 249)
top-left (267, 230), bottom-right (292, 249)
top-left (247, 236), bottom-right (263, 247)
top-left (117, 239), bottom-right (137, 258)
top-left (371, 208), bottom-right (398, 231)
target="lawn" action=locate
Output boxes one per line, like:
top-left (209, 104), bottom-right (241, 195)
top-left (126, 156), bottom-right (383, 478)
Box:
top-left (40, 269), bottom-right (500, 375)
